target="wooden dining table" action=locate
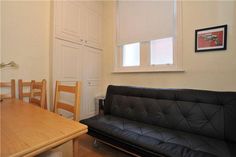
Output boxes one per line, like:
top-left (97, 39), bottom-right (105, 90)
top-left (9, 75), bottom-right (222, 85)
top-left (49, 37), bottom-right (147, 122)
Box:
top-left (0, 99), bottom-right (88, 157)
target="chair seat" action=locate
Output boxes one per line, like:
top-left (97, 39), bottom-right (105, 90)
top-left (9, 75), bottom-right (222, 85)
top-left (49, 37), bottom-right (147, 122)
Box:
top-left (81, 115), bottom-right (235, 157)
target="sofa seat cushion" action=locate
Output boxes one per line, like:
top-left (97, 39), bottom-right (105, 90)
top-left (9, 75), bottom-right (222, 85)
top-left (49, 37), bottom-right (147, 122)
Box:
top-left (81, 115), bottom-right (233, 157)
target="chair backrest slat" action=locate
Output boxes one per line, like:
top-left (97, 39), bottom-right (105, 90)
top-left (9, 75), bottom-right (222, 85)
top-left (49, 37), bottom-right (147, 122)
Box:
top-left (0, 83), bottom-right (11, 87)
top-left (32, 83), bottom-right (43, 90)
top-left (22, 93), bottom-right (31, 97)
top-left (0, 94), bottom-right (11, 99)
top-left (22, 82), bottom-right (31, 86)
top-left (57, 101), bottom-right (75, 113)
top-left (58, 85), bottom-right (76, 93)
top-left (30, 98), bottom-right (41, 105)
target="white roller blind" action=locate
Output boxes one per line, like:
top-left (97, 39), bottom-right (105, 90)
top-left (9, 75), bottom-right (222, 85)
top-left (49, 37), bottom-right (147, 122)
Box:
top-left (117, 0), bottom-right (175, 45)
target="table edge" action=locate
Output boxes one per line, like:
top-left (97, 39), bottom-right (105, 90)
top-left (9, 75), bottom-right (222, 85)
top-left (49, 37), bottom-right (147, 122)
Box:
top-left (10, 128), bottom-right (88, 157)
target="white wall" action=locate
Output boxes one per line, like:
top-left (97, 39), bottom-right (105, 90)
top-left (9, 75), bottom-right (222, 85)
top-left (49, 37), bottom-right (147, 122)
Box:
top-left (1, 1), bottom-right (51, 99)
top-left (102, 1), bottom-right (236, 92)
top-left (1, 1), bottom-right (236, 102)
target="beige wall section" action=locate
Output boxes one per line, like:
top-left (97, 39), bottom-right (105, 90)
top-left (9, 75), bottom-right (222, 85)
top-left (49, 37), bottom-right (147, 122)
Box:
top-left (1, 1), bottom-right (51, 99)
top-left (102, 1), bottom-right (236, 93)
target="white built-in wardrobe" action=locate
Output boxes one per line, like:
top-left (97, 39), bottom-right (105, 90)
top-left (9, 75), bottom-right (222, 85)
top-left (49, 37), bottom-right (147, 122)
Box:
top-left (52, 1), bottom-right (102, 120)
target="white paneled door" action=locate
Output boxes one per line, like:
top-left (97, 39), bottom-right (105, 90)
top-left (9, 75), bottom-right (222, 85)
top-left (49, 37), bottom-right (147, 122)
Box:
top-left (55, 1), bottom-right (85, 43)
top-left (53, 39), bottom-right (83, 82)
top-left (85, 3), bottom-right (102, 49)
top-left (53, 39), bottom-right (101, 120)
top-left (52, 0), bottom-right (102, 120)
top-left (82, 47), bottom-right (102, 119)
top-left (53, 39), bottom-right (84, 119)
top-left (55, 1), bottom-right (102, 49)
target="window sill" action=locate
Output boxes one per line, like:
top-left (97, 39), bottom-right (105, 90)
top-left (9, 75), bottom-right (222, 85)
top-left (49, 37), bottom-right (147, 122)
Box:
top-left (112, 68), bottom-right (185, 73)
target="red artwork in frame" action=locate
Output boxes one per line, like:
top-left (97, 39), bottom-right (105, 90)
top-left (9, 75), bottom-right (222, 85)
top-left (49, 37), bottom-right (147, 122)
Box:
top-left (195, 25), bottom-right (227, 52)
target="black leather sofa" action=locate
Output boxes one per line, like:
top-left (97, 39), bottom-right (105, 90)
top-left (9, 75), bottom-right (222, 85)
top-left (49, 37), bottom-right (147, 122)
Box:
top-left (81, 85), bottom-right (236, 157)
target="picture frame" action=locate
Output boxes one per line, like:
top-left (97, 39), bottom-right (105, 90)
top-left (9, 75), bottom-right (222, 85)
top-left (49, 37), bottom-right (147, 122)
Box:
top-left (195, 25), bottom-right (227, 52)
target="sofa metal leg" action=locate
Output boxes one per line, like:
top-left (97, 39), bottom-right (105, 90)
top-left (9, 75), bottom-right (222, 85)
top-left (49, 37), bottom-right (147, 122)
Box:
top-left (93, 139), bottom-right (98, 147)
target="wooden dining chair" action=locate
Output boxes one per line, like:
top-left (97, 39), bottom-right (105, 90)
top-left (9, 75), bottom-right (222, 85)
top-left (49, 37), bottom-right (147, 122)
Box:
top-left (53, 81), bottom-right (81, 121)
top-left (29, 79), bottom-right (47, 109)
top-left (0, 79), bottom-right (16, 99)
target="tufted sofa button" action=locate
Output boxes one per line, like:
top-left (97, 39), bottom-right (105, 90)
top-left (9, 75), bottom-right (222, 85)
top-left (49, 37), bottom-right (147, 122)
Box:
top-left (174, 94), bottom-right (179, 101)
top-left (195, 99), bottom-right (200, 103)
top-left (163, 110), bottom-right (168, 115)
top-left (182, 113), bottom-right (188, 118)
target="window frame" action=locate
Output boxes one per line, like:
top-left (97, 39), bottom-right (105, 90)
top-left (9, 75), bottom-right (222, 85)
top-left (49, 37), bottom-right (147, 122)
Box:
top-left (113, 1), bottom-right (183, 73)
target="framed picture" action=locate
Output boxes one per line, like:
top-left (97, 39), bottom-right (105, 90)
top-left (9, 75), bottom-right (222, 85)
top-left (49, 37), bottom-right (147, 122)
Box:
top-left (195, 25), bottom-right (227, 52)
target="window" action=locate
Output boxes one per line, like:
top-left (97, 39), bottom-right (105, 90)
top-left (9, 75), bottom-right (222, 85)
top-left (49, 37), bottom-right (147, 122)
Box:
top-left (150, 37), bottom-right (173, 65)
top-left (123, 43), bottom-right (140, 67)
top-left (114, 1), bottom-right (183, 72)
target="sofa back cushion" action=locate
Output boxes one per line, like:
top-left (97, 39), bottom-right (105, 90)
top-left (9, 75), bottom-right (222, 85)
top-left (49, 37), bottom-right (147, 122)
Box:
top-left (104, 85), bottom-right (236, 142)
